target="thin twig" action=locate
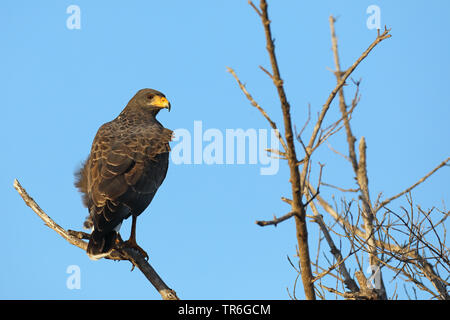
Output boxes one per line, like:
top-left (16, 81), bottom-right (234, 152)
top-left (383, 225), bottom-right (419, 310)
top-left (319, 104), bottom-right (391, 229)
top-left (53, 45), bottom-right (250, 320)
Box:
top-left (321, 182), bottom-right (359, 193)
top-left (227, 66), bottom-right (288, 152)
top-left (375, 157), bottom-right (450, 212)
top-left (256, 211), bottom-right (296, 227)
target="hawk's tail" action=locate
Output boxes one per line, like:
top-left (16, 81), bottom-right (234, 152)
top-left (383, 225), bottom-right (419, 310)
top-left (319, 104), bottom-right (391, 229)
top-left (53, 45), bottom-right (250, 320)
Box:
top-left (87, 229), bottom-right (118, 260)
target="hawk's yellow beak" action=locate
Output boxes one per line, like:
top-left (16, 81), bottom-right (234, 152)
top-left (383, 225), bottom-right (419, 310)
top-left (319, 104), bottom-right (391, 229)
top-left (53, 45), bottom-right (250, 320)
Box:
top-left (151, 96), bottom-right (171, 111)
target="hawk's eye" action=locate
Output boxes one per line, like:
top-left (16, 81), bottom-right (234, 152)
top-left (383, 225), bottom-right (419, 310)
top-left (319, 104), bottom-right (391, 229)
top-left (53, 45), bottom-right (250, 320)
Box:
top-left (147, 94), bottom-right (154, 100)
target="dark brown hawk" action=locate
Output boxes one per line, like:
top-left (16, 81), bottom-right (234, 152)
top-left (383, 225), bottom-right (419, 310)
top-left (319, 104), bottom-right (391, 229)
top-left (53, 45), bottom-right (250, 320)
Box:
top-left (75, 88), bottom-right (172, 260)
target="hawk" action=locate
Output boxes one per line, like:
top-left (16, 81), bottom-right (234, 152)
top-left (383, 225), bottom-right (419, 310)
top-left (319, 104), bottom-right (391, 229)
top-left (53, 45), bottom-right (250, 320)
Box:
top-left (75, 89), bottom-right (172, 260)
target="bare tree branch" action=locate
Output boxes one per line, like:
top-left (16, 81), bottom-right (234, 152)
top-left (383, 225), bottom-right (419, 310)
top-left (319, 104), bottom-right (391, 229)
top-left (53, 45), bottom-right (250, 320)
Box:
top-left (375, 157), bottom-right (450, 212)
top-left (307, 197), bottom-right (359, 293)
top-left (13, 178), bottom-right (179, 300)
top-left (227, 66), bottom-right (288, 152)
top-left (255, 211), bottom-right (296, 227)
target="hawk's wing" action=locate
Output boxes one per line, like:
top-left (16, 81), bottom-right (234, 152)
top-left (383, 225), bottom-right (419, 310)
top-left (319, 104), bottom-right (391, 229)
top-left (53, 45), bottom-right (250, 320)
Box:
top-left (76, 121), bottom-right (172, 233)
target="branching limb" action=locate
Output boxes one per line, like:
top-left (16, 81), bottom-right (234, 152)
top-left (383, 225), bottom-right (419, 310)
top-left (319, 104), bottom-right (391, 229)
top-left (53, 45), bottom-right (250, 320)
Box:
top-left (307, 24), bottom-right (391, 155)
top-left (256, 162), bottom-right (323, 227)
top-left (328, 16), bottom-right (390, 299)
top-left (251, 0), bottom-right (316, 300)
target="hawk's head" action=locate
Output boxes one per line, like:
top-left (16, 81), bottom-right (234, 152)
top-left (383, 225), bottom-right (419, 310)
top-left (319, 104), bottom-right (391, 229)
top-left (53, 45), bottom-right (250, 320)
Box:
top-left (129, 88), bottom-right (171, 113)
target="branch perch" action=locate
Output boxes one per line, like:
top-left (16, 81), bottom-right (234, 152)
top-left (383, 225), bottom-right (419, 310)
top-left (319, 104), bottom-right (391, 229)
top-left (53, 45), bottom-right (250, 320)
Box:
top-left (13, 178), bottom-right (179, 300)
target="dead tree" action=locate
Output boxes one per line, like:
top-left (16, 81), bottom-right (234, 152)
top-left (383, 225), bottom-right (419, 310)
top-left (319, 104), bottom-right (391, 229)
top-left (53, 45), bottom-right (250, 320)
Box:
top-left (229, 0), bottom-right (449, 300)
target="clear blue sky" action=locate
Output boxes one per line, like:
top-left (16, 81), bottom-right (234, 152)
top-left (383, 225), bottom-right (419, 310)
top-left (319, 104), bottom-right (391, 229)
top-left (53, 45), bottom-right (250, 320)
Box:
top-left (1, 1), bottom-right (449, 299)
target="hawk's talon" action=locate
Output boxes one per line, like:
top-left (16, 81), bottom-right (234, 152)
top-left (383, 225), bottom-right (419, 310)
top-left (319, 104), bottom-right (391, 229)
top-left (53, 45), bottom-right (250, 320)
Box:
top-left (123, 239), bottom-right (149, 261)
